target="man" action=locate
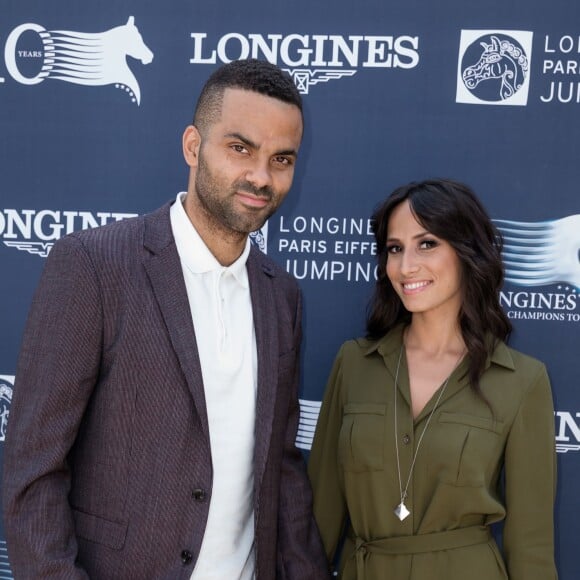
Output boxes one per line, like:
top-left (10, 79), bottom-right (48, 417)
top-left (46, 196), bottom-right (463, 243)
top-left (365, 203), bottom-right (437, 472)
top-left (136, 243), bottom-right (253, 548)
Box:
top-left (3, 59), bottom-right (329, 579)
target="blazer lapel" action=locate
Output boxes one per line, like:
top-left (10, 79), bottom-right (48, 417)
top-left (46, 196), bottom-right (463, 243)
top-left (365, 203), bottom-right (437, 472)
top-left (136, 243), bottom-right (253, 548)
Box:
top-left (142, 203), bottom-right (210, 441)
top-left (247, 248), bottom-right (279, 493)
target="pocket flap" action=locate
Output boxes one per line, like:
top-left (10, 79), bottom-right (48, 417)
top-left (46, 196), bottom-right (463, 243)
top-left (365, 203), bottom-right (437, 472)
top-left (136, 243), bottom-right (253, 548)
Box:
top-left (439, 412), bottom-right (504, 434)
top-left (343, 403), bottom-right (386, 415)
top-left (73, 509), bottom-right (128, 550)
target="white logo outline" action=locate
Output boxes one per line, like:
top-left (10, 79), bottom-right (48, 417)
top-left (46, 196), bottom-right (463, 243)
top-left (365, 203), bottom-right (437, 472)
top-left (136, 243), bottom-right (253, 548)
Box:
top-left (0, 208), bottom-right (139, 259)
top-left (495, 215), bottom-right (580, 289)
top-left (296, 398), bottom-right (322, 450)
top-left (555, 411), bottom-right (580, 454)
top-left (3, 240), bottom-right (53, 257)
top-left (456, 29), bottom-right (533, 106)
top-left (4, 16), bottom-right (153, 105)
top-left (0, 376), bottom-right (14, 443)
top-left (249, 222), bottom-right (269, 254)
top-left (283, 68), bottom-right (357, 94)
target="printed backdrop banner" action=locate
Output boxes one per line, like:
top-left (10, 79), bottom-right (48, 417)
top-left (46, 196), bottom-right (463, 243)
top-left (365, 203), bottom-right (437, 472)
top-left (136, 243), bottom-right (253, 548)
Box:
top-left (1, 1), bottom-right (579, 577)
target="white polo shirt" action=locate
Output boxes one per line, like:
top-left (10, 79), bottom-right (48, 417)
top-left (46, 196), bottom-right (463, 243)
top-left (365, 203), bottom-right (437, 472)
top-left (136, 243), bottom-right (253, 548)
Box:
top-left (170, 192), bottom-right (257, 579)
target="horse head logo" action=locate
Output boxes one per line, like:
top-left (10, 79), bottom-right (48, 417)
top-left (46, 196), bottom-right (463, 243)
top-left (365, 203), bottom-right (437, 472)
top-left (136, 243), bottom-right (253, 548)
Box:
top-left (119, 16), bottom-right (153, 65)
top-left (96, 15), bottom-right (154, 104)
top-left (461, 34), bottom-right (529, 102)
top-left (5, 16), bottom-right (154, 105)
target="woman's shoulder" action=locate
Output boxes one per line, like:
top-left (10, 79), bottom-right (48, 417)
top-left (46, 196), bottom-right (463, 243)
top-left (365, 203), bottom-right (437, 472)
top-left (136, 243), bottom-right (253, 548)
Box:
top-left (333, 337), bottom-right (371, 361)
top-left (493, 340), bottom-right (546, 372)
top-left (337, 326), bottom-right (403, 359)
top-left (488, 339), bottom-right (550, 394)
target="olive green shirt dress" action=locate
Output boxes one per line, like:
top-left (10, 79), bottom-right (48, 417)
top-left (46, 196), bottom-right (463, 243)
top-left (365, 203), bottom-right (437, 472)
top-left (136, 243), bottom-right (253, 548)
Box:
top-left (308, 325), bottom-right (558, 579)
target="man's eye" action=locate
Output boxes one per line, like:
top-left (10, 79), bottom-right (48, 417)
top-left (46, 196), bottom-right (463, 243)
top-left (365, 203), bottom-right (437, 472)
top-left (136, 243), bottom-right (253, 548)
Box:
top-left (231, 144), bottom-right (248, 154)
top-left (273, 156), bottom-right (292, 166)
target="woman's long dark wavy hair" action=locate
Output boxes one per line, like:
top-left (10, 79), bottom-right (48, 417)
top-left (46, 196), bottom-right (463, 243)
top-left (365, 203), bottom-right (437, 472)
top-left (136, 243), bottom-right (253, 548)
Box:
top-left (366, 178), bottom-right (512, 396)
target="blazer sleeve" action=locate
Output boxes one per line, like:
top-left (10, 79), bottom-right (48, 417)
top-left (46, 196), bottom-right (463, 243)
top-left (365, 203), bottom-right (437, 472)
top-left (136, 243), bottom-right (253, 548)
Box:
top-left (307, 344), bottom-right (348, 567)
top-left (502, 362), bottom-right (558, 580)
top-left (2, 234), bottom-right (102, 579)
top-left (275, 288), bottom-right (331, 579)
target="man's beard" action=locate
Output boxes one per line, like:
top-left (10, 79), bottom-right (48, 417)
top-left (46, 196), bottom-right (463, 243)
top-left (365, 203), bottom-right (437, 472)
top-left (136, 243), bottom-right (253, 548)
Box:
top-left (195, 153), bottom-right (277, 235)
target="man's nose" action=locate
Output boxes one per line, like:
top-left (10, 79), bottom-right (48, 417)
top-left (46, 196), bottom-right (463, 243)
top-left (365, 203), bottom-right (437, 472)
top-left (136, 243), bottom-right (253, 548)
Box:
top-left (245, 160), bottom-right (273, 191)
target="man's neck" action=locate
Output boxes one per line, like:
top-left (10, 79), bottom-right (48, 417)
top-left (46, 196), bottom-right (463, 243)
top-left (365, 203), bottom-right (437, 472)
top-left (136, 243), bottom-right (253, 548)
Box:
top-left (183, 194), bottom-right (247, 266)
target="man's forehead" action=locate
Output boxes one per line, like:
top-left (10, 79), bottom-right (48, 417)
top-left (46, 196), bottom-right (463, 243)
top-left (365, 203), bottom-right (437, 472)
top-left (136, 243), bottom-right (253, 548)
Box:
top-left (214, 88), bottom-right (303, 144)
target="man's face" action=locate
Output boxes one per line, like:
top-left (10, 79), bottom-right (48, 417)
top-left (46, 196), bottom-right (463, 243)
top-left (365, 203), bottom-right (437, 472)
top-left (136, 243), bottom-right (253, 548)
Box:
top-left (185, 88), bottom-right (303, 235)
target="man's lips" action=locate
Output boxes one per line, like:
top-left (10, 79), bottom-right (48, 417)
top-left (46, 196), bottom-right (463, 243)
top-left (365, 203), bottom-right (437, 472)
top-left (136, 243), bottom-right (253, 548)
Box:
top-left (235, 191), bottom-right (270, 208)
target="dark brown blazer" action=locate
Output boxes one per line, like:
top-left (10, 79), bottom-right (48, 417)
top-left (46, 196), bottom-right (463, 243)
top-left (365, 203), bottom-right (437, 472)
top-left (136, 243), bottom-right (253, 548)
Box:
top-left (2, 202), bottom-right (329, 579)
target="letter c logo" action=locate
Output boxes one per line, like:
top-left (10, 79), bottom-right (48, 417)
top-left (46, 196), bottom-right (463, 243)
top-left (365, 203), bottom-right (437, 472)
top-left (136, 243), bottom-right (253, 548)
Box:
top-left (5, 23), bottom-right (48, 85)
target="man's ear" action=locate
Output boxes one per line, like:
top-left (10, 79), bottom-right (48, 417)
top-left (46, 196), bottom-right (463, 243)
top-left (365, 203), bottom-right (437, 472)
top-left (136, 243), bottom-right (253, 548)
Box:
top-left (182, 125), bottom-right (201, 168)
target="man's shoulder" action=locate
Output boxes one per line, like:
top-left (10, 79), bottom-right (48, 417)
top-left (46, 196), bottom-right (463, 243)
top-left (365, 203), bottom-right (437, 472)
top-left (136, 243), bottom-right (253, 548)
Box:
top-left (43, 203), bottom-right (172, 273)
top-left (54, 202), bottom-right (170, 253)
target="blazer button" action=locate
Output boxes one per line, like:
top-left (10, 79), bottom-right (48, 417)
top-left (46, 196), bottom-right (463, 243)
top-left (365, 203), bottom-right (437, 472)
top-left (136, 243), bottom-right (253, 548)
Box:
top-left (402, 434), bottom-right (411, 445)
top-left (181, 550), bottom-right (193, 565)
top-left (192, 488), bottom-right (206, 501)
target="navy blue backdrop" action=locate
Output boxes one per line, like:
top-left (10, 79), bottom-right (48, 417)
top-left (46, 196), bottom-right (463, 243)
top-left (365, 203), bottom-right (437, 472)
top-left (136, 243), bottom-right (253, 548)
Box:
top-left (1, 1), bottom-right (579, 577)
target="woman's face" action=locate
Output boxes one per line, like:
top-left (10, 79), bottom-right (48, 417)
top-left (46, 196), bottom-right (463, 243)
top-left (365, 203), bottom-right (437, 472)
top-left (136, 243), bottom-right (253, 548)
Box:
top-left (385, 200), bottom-right (463, 320)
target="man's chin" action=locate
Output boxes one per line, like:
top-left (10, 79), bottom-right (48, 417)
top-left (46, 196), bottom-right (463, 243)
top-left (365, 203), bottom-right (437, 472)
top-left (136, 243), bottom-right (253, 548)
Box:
top-left (227, 217), bottom-right (267, 236)
top-left (239, 211), bottom-right (272, 234)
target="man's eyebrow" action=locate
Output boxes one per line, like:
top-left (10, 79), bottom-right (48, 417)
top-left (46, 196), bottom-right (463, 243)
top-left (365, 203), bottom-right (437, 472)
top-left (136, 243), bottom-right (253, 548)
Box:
top-left (275, 148), bottom-right (299, 158)
top-left (225, 132), bottom-right (298, 157)
top-left (225, 132), bottom-right (257, 149)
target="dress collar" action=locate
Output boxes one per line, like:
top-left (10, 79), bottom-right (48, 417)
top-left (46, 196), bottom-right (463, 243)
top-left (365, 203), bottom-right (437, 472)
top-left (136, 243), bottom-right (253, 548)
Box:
top-left (363, 324), bottom-right (515, 372)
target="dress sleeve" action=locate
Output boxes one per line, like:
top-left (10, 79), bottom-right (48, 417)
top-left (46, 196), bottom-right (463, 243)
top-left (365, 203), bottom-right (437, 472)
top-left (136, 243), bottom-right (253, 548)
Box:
top-left (502, 363), bottom-right (558, 579)
top-left (308, 344), bottom-right (348, 565)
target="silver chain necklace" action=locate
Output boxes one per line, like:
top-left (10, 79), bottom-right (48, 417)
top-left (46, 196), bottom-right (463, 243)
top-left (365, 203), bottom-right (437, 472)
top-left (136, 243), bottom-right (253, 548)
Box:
top-left (393, 342), bottom-right (463, 522)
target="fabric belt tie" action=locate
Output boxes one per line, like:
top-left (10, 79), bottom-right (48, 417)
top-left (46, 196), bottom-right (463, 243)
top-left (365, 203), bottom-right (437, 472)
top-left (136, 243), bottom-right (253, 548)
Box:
top-left (352, 526), bottom-right (491, 579)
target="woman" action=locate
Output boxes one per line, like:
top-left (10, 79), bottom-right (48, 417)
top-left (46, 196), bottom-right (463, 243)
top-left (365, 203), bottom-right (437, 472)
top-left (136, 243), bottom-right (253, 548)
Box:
top-left (308, 179), bottom-right (558, 579)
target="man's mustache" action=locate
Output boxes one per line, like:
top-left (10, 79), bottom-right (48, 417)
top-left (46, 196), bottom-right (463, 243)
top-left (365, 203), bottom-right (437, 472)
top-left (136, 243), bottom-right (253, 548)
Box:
top-left (233, 180), bottom-right (274, 200)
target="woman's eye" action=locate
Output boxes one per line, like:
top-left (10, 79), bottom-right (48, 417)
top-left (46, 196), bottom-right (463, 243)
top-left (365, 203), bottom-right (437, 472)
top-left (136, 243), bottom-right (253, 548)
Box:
top-left (386, 244), bottom-right (401, 254)
top-left (419, 239), bottom-right (438, 250)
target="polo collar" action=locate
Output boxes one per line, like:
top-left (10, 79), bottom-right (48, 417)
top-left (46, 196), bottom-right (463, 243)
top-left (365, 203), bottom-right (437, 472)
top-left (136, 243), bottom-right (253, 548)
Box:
top-left (170, 192), bottom-right (250, 288)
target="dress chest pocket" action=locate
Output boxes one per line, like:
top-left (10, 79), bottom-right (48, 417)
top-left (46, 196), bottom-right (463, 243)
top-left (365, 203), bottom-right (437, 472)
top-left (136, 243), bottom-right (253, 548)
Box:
top-left (338, 403), bottom-right (387, 472)
top-left (438, 412), bottom-right (505, 485)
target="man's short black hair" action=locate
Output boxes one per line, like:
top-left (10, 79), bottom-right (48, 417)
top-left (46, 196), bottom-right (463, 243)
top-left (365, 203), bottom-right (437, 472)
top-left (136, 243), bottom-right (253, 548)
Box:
top-left (193, 59), bottom-right (302, 134)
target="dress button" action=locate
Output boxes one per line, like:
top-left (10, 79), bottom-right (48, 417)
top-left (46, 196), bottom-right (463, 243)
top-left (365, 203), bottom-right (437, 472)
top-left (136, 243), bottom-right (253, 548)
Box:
top-left (192, 488), bottom-right (206, 501)
top-left (402, 434), bottom-right (411, 445)
top-left (181, 550), bottom-right (193, 565)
